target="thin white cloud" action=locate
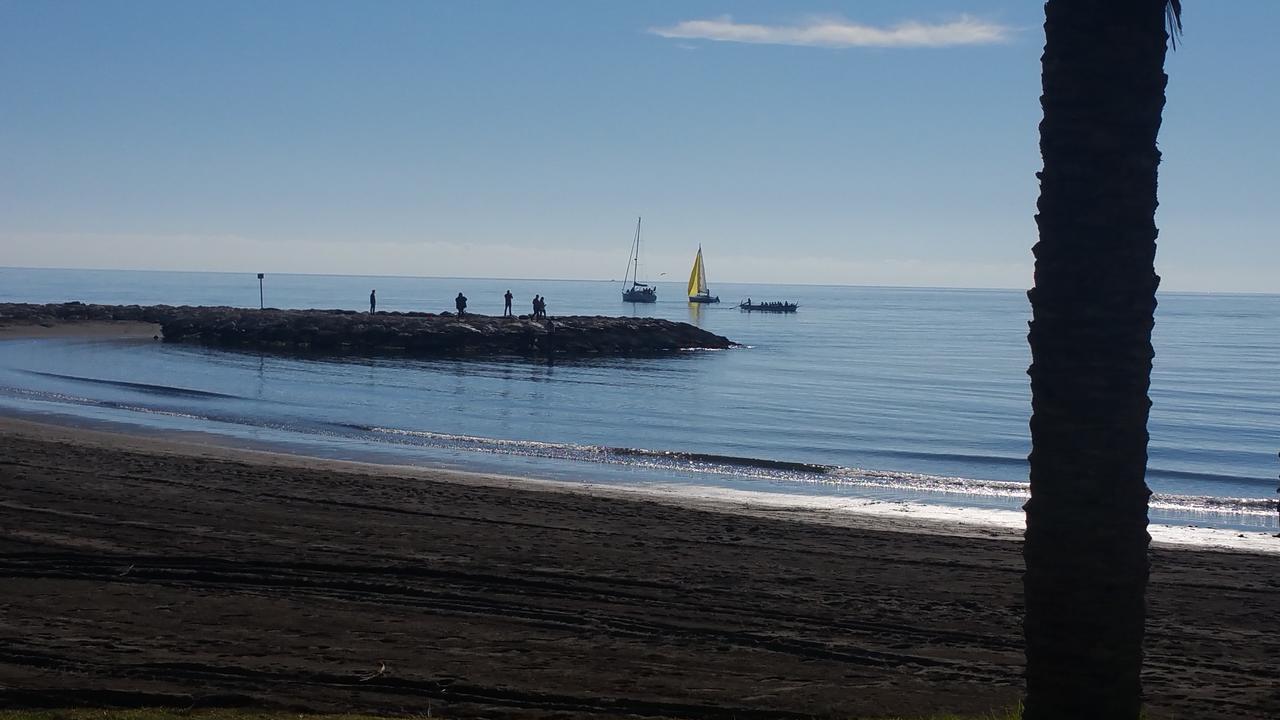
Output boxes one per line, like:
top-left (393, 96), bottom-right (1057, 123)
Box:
top-left (650, 14), bottom-right (1012, 49)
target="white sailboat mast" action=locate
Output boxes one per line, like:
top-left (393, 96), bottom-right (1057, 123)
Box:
top-left (635, 216), bottom-right (642, 285)
top-left (623, 216), bottom-right (642, 285)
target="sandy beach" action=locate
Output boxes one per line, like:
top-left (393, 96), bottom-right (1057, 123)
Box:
top-left (0, 417), bottom-right (1276, 719)
top-left (0, 321), bottom-right (161, 340)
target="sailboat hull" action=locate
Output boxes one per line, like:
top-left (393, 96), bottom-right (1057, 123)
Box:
top-left (688, 294), bottom-right (720, 304)
top-left (624, 289), bottom-right (657, 303)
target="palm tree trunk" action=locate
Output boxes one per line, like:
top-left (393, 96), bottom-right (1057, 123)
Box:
top-left (1024, 2), bottom-right (1172, 718)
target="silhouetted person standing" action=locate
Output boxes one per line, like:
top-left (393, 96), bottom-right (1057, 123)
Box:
top-left (503, 290), bottom-right (513, 317)
top-left (531, 295), bottom-right (540, 319)
top-left (539, 296), bottom-right (548, 319)
top-left (455, 292), bottom-right (467, 317)
top-left (369, 289), bottom-right (376, 314)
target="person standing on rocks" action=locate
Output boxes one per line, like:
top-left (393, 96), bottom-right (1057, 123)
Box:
top-left (369, 289), bottom-right (376, 314)
top-left (531, 295), bottom-right (541, 319)
top-left (503, 290), bottom-right (513, 317)
top-left (455, 292), bottom-right (467, 317)
top-left (539, 296), bottom-right (548, 319)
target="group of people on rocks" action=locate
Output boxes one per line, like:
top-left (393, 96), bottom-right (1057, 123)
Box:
top-left (367, 288), bottom-right (549, 320)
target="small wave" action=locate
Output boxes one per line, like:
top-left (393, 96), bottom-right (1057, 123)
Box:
top-left (347, 425), bottom-right (832, 474)
top-left (825, 468), bottom-right (1277, 517)
top-left (1150, 493), bottom-right (1277, 515)
top-left (875, 448), bottom-right (1029, 468)
top-left (1146, 465), bottom-right (1275, 487)
top-left (826, 467), bottom-right (1031, 497)
top-left (22, 370), bottom-right (241, 399)
top-left (1, 385), bottom-right (99, 405)
top-left (353, 425), bottom-right (1277, 518)
top-left (0, 385), bottom-right (279, 430)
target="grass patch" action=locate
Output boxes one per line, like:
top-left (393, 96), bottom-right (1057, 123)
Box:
top-left (0, 713), bottom-right (400, 720)
top-left (875, 707), bottom-right (1013, 712)
top-left (886, 711), bottom-right (1020, 720)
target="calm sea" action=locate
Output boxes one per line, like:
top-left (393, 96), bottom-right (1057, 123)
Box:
top-left (1, 267), bottom-right (1276, 533)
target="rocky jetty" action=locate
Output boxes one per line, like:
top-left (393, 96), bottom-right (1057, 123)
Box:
top-left (0, 302), bottom-right (735, 356)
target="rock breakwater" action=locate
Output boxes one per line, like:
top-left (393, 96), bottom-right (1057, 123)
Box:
top-left (0, 302), bottom-right (735, 356)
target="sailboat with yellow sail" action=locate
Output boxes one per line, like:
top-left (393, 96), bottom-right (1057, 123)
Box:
top-left (687, 246), bottom-right (720, 304)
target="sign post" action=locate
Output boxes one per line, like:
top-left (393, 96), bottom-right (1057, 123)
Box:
top-left (257, 273), bottom-right (264, 309)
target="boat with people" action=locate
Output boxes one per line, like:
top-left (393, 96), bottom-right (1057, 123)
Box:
top-left (739, 299), bottom-right (798, 313)
top-left (621, 216), bottom-right (656, 303)
top-left (687, 246), bottom-right (719, 303)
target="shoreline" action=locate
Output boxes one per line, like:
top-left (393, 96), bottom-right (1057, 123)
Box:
top-left (0, 414), bottom-right (1025, 543)
top-left (1, 408), bottom-right (1275, 554)
top-left (2, 416), bottom-right (1278, 718)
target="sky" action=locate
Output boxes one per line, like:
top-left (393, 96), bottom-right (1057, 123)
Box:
top-left (1, 1), bottom-right (1277, 292)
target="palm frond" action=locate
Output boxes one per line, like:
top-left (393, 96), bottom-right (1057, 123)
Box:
top-left (1166, 0), bottom-right (1184, 49)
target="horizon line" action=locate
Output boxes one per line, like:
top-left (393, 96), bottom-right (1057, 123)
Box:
top-left (2, 265), bottom-right (1277, 298)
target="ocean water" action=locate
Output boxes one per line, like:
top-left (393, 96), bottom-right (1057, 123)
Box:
top-left (1, 267), bottom-right (1276, 534)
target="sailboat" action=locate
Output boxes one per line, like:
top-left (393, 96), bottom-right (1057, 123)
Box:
top-left (687, 246), bottom-right (720, 303)
top-left (622, 217), bottom-right (656, 303)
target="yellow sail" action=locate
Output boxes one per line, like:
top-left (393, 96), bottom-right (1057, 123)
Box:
top-left (687, 247), bottom-right (707, 297)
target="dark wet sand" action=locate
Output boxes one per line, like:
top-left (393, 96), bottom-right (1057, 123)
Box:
top-left (0, 419), bottom-right (1276, 719)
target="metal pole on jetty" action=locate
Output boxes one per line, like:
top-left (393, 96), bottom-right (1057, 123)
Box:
top-left (257, 273), bottom-right (264, 309)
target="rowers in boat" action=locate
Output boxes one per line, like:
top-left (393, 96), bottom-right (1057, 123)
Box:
top-left (739, 299), bottom-right (798, 313)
